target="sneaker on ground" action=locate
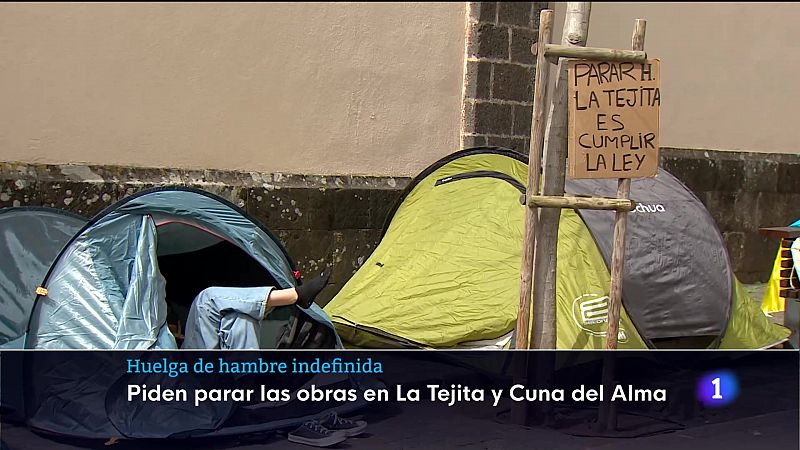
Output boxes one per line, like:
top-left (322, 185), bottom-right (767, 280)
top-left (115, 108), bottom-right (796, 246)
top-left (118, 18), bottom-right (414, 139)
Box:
top-left (287, 421), bottom-right (347, 447)
top-left (319, 412), bottom-right (368, 437)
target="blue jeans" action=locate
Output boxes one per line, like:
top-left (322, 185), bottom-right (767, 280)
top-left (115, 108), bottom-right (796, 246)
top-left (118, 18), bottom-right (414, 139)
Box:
top-left (182, 286), bottom-right (273, 349)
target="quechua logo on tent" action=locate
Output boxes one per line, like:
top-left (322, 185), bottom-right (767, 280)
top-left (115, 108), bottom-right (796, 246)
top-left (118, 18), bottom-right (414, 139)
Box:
top-left (571, 294), bottom-right (629, 343)
top-left (632, 203), bottom-right (666, 213)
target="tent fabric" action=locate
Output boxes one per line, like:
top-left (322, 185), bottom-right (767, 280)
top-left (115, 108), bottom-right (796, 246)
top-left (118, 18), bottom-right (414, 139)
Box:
top-left (551, 208), bottom-right (647, 349)
top-left (325, 149), bottom-right (646, 349)
top-left (328, 153), bottom-right (529, 348)
top-left (0, 207), bottom-right (86, 348)
top-left (760, 218), bottom-right (800, 314)
top-left (565, 170), bottom-right (732, 345)
top-left (26, 214), bottom-right (176, 349)
top-left (721, 278), bottom-right (790, 348)
top-left (21, 187), bottom-right (349, 439)
top-left (26, 188), bottom-right (312, 350)
top-left (324, 147), bottom-right (789, 349)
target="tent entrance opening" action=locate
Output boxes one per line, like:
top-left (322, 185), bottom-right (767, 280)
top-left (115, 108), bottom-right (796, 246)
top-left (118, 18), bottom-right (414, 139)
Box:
top-left (155, 221), bottom-right (289, 348)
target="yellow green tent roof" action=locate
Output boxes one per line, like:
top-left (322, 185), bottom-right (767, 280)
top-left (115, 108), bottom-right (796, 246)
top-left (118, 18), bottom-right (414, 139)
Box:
top-left (325, 148), bottom-right (789, 349)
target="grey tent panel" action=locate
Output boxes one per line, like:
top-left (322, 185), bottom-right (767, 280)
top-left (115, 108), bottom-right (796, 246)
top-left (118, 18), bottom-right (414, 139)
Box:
top-left (0, 207), bottom-right (86, 346)
top-left (565, 169), bottom-right (732, 344)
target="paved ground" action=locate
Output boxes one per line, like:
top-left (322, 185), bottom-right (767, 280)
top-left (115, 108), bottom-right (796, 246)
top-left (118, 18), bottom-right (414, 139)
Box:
top-left (3, 401), bottom-right (797, 450)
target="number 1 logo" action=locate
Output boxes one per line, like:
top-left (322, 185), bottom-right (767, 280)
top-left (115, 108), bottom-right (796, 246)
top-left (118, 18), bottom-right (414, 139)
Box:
top-left (698, 371), bottom-right (738, 407)
top-left (711, 377), bottom-right (722, 399)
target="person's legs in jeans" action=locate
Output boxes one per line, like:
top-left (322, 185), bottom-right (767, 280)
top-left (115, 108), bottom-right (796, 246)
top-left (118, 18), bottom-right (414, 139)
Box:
top-left (181, 270), bottom-right (331, 349)
top-left (219, 312), bottom-right (262, 349)
top-left (182, 286), bottom-right (272, 349)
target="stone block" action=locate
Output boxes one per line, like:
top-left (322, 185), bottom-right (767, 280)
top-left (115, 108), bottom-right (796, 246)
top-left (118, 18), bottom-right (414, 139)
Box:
top-left (734, 191), bottom-right (761, 231)
top-left (277, 229), bottom-right (335, 277)
top-left (463, 101), bottom-right (476, 134)
top-left (756, 192), bottom-right (798, 229)
top-left (40, 181), bottom-right (119, 218)
top-left (510, 27), bottom-right (536, 65)
top-left (487, 136), bottom-right (527, 153)
top-left (118, 183), bottom-right (159, 200)
top-left (471, 2), bottom-right (497, 23)
top-left (743, 159), bottom-right (778, 193)
top-left (247, 188), bottom-right (308, 230)
top-left (464, 61), bottom-right (492, 100)
top-left (661, 155), bottom-right (718, 192)
top-left (738, 232), bottom-right (779, 283)
top-left (703, 191), bottom-right (739, 232)
top-left (0, 162), bottom-right (37, 184)
top-left (186, 185), bottom-right (247, 210)
top-left (331, 230), bottom-right (382, 285)
top-left (512, 104), bottom-right (533, 136)
top-left (492, 63), bottom-right (533, 102)
top-left (498, 1), bottom-right (532, 27)
top-left (331, 189), bottom-right (372, 230)
top-left (468, 23), bottom-right (509, 60)
top-left (462, 135), bottom-right (488, 148)
top-left (474, 102), bottom-right (513, 135)
top-left (0, 179), bottom-right (39, 209)
top-left (715, 159), bottom-right (745, 192)
top-left (304, 188), bottom-right (335, 230)
top-left (369, 188), bottom-right (404, 230)
top-left (777, 163), bottom-right (800, 194)
top-left (722, 231), bottom-right (746, 275)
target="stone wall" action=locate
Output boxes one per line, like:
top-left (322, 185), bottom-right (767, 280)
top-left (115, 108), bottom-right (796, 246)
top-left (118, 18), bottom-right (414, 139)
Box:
top-left (461, 2), bottom-right (549, 152)
top-left (661, 148), bottom-right (800, 283)
top-left (0, 162), bottom-right (407, 304)
top-left (1, 147), bottom-right (796, 303)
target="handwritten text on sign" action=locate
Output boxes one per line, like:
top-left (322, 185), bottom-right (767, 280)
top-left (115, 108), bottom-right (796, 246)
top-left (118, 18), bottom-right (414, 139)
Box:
top-left (568, 59), bottom-right (661, 179)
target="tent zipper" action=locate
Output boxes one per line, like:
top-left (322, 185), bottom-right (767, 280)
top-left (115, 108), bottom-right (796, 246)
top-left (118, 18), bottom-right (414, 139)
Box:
top-left (435, 170), bottom-right (526, 194)
top-left (331, 315), bottom-right (426, 348)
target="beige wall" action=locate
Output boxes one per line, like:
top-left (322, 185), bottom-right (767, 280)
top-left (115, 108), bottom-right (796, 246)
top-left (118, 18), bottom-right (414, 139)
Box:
top-left (0, 3), bottom-right (467, 176)
top-left (554, 2), bottom-right (800, 154)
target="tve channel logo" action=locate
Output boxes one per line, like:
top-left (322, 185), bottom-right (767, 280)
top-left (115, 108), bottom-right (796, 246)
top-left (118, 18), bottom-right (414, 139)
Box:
top-left (697, 370), bottom-right (740, 407)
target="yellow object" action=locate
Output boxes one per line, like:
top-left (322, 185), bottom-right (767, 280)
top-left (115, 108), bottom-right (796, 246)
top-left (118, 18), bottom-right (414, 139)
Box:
top-left (35, 286), bottom-right (48, 296)
top-left (761, 250), bottom-right (786, 314)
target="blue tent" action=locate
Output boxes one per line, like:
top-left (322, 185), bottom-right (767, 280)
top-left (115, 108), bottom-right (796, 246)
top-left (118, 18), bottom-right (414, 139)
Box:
top-left (0, 206), bottom-right (87, 423)
top-left (27, 187), bottom-right (339, 350)
top-left (22, 187), bottom-right (359, 439)
top-left (0, 206), bottom-right (86, 349)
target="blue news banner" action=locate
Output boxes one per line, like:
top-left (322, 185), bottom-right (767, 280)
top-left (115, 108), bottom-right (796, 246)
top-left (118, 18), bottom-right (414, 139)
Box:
top-left (0, 351), bottom-right (797, 449)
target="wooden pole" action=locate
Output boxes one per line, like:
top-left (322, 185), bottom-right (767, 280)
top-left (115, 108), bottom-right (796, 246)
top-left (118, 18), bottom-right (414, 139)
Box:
top-left (527, 194), bottom-right (635, 211)
top-left (514, 9), bottom-right (554, 351)
top-left (531, 2), bottom-right (591, 349)
top-left (542, 44), bottom-right (646, 63)
top-left (606, 18), bottom-right (646, 350)
top-left (595, 18), bottom-right (647, 434)
top-left (511, 9), bottom-right (554, 426)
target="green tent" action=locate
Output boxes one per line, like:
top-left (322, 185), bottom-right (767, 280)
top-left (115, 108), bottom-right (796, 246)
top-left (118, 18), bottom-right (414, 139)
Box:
top-left (324, 148), bottom-right (789, 349)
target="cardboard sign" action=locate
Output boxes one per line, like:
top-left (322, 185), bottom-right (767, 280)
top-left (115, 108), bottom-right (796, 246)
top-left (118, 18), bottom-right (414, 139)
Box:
top-left (568, 59), bottom-right (660, 179)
